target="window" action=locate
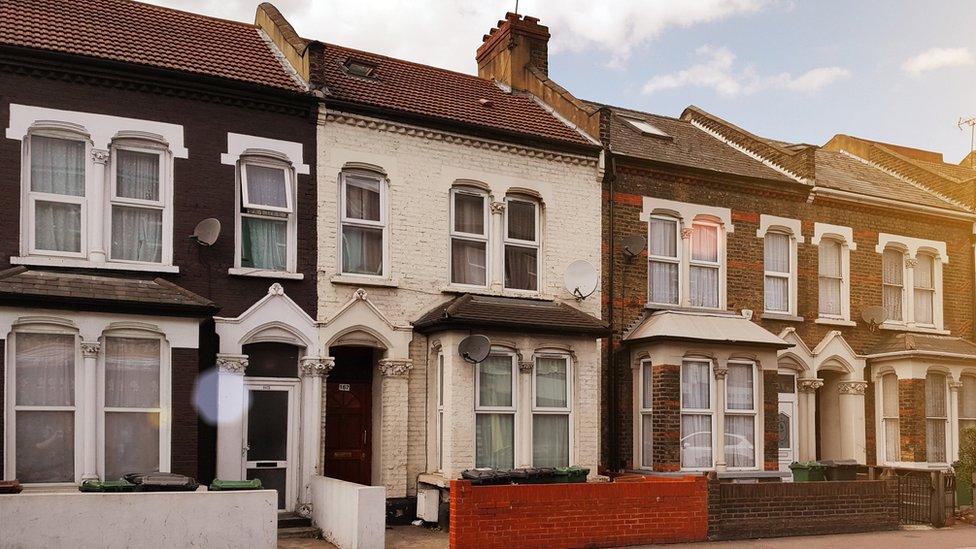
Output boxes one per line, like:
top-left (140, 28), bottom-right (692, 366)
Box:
top-left (818, 238), bottom-right (843, 317)
top-left (764, 232), bottom-right (791, 313)
top-left (639, 360), bottom-right (653, 468)
top-left (620, 116), bottom-right (669, 138)
top-left (475, 354), bottom-right (516, 469)
top-left (504, 198), bottom-right (539, 291)
top-left (450, 188), bottom-right (488, 286)
top-left (883, 248), bottom-right (905, 322)
top-left (925, 372), bottom-right (947, 463)
top-left (341, 171), bottom-right (386, 276)
top-left (110, 145), bottom-right (165, 263)
top-left (10, 331), bottom-right (78, 483)
top-left (914, 254), bottom-right (935, 326)
top-left (689, 222), bottom-right (719, 308)
top-left (436, 354), bottom-right (445, 472)
top-left (648, 217), bottom-right (679, 305)
top-left (725, 363), bottom-right (757, 469)
top-left (102, 336), bottom-right (163, 480)
top-left (881, 373), bottom-right (900, 463)
top-left (960, 375), bottom-right (976, 438)
top-left (239, 158), bottom-right (295, 272)
top-left (27, 134), bottom-right (87, 256)
top-left (680, 360), bottom-right (713, 469)
top-left (532, 356), bottom-right (571, 467)
top-left (877, 234), bottom-right (946, 330)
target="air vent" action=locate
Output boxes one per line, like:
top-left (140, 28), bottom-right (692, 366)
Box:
top-left (343, 58), bottom-right (377, 78)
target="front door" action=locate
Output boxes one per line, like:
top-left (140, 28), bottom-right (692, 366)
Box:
top-left (777, 372), bottom-right (798, 472)
top-left (323, 381), bottom-right (372, 485)
top-left (243, 381), bottom-right (298, 511)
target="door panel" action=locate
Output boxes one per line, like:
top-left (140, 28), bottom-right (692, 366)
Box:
top-left (323, 382), bottom-right (371, 485)
top-left (778, 400), bottom-right (797, 471)
top-left (243, 384), bottom-right (295, 510)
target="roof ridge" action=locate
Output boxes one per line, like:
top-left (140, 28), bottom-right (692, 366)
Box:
top-left (123, 0), bottom-right (259, 30)
top-left (875, 142), bottom-right (970, 183)
top-left (837, 150), bottom-right (973, 212)
top-left (325, 42), bottom-right (489, 83)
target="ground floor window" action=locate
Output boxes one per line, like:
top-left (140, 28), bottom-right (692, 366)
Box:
top-left (639, 360), bottom-right (653, 468)
top-left (103, 336), bottom-right (163, 480)
top-left (926, 372), bottom-right (948, 463)
top-left (680, 360), bottom-right (713, 469)
top-left (725, 362), bottom-right (757, 469)
top-left (880, 373), bottom-right (900, 463)
top-left (961, 375), bottom-right (976, 437)
top-left (532, 356), bottom-right (571, 468)
top-left (475, 354), bottom-right (516, 469)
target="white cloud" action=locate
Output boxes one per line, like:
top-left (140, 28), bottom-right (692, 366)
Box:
top-left (143, 0), bottom-right (767, 73)
top-left (902, 47), bottom-right (973, 75)
top-left (642, 45), bottom-right (850, 96)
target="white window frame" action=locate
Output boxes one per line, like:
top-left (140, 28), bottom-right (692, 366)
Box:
top-left (763, 231), bottom-right (794, 315)
top-left (876, 233), bottom-right (947, 332)
top-left (647, 215), bottom-right (681, 307)
top-left (679, 359), bottom-right (716, 471)
top-left (97, 329), bottom-right (172, 480)
top-left (449, 187), bottom-right (490, 288)
top-left (812, 223), bottom-right (855, 325)
top-left (233, 153), bottom-right (298, 275)
top-left (724, 361), bottom-right (761, 471)
top-left (758, 215), bottom-right (802, 317)
top-left (882, 246), bottom-right (907, 323)
top-left (436, 353), bottom-right (445, 472)
top-left (688, 220), bottom-right (722, 309)
top-left (530, 354), bottom-right (572, 468)
top-left (502, 196), bottom-right (541, 293)
top-left (474, 352), bottom-right (517, 469)
top-left (879, 372), bottom-right (900, 465)
top-left (913, 253), bottom-right (937, 328)
top-left (925, 371), bottom-right (949, 465)
top-left (24, 129), bottom-right (90, 260)
top-left (638, 359), bottom-right (653, 469)
top-left (339, 169), bottom-right (389, 278)
top-left (3, 323), bottom-right (83, 486)
top-left (107, 140), bottom-right (174, 265)
top-left (960, 374), bottom-right (976, 440)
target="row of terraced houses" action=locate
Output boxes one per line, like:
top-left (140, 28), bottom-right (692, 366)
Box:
top-left (1, 0), bottom-right (976, 528)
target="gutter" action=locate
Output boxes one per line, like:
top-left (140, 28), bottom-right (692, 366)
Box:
top-left (865, 350), bottom-right (976, 361)
top-left (810, 187), bottom-right (976, 222)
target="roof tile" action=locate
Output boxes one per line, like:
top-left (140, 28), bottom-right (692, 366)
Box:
top-left (414, 294), bottom-right (607, 336)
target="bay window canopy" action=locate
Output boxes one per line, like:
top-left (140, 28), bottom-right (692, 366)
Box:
top-left (413, 293), bottom-right (608, 336)
top-left (624, 309), bottom-right (792, 350)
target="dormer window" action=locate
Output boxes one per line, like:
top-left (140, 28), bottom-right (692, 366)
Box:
top-left (343, 59), bottom-right (377, 78)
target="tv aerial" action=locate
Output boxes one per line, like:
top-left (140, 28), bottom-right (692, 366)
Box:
top-left (190, 218), bottom-right (221, 246)
top-left (564, 260), bottom-right (599, 301)
top-left (959, 116), bottom-right (976, 167)
top-left (458, 335), bottom-right (491, 364)
top-left (861, 306), bottom-right (888, 332)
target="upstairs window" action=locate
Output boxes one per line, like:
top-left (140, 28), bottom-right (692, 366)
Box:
top-left (883, 248), bottom-right (905, 322)
top-left (877, 234), bottom-right (946, 330)
top-left (689, 222), bottom-right (719, 308)
top-left (28, 134), bottom-right (87, 256)
top-left (110, 145), bottom-right (164, 263)
top-left (914, 254), bottom-right (935, 326)
top-left (504, 198), bottom-right (539, 291)
top-left (818, 239), bottom-right (843, 317)
top-left (450, 188), bottom-right (488, 287)
top-left (763, 232), bottom-right (791, 313)
top-left (340, 171), bottom-right (386, 276)
top-left (239, 157), bottom-right (295, 273)
top-left (648, 217), bottom-right (679, 305)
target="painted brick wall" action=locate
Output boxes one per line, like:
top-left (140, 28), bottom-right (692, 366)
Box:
top-left (707, 478), bottom-right (900, 540)
top-left (171, 347), bottom-right (199, 478)
top-left (449, 477), bottom-right (708, 549)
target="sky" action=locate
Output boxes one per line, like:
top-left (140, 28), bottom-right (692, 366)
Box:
top-left (151, 0), bottom-right (976, 162)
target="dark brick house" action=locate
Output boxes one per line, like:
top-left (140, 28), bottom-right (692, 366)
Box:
top-left (0, 0), bottom-right (325, 514)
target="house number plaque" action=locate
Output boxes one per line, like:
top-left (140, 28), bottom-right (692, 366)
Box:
top-left (338, 384), bottom-right (351, 392)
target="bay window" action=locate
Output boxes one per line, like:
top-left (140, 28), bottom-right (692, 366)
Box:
top-left (475, 355), bottom-right (516, 469)
top-left (689, 222), bottom-right (720, 308)
top-left (882, 248), bottom-right (905, 322)
top-left (725, 362), bottom-right (757, 469)
top-left (925, 372), bottom-right (948, 463)
top-left (504, 198), bottom-right (539, 292)
top-left (450, 188), bottom-right (488, 286)
top-left (239, 158), bottom-right (294, 272)
top-left (532, 356), bottom-right (571, 468)
top-left (763, 232), bottom-right (791, 313)
top-left (914, 254), bottom-right (935, 326)
top-left (436, 354), bottom-right (445, 472)
top-left (818, 238), bottom-right (843, 317)
top-left (28, 134), bottom-right (87, 256)
top-left (680, 360), bottom-right (713, 469)
top-left (639, 360), bottom-right (653, 468)
top-left (340, 170), bottom-right (386, 276)
top-left (111, 145), bottom-right (164, 263)
top-left (960, 375), bottom-right (976, 437)
top-left (648, 217), bottom-right (679, 305)
top-left (881, 373), bottom-right (900, 463)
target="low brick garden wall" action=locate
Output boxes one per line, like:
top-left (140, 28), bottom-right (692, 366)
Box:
top-left (707, 478), bottom-right (900, 540)
top-left (449, 476), bottom-right (708, 549)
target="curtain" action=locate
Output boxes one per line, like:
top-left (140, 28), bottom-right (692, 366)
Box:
top-left (764, 233), bottom-right (789, 273)
top-left (649, 261), bottom-right (678, 304)
top-left (962, 376), bottom-right (976, 420)
top-left (341, 225), bottom-right (382, 275)
top-left (475, 413), bottom-right (514, 469)
top-left (116, 150), bottom-right (159, 201)
top-left (507, 201), bottom-right (535, 241)
top-left (642, 363), bottom-right (653, 409)
top-left (105, 412), bottom-right (160, 480)
top-left (31, 135), bottom-right (85, 196)
top-left (536, 358), bottom-right (568, 407)
top-left (689, 265), bottom-right (718, 308)
top-left (532, 414), bottom-right (569, 468)
top-left (649, 218), bottom-right (677, 257)
top-left (479, 356), bottom-right (513, 407)
top-left (243, 217), bottom-right (288, 270)
top-left (345, 176), bottom-right (380, 221)
top-left (724, 415), bottom-right (755, 468)
top-left (504, 245), bottom-right (537, 291)
top-left (641, 414), bottom-right (653, 467)
top-left (819, 240), bottom-right (842, 315)
top-left (691, 224), bottom-right (718, 262)
top-left (245, 165), bottom-right (287, 209)
top-left (681, 414), bottom-right (712, 468)
top-left (883, 249), bottom-right (904, 321)
top-left (35, 200), bottom-right (82, 253)
top-left (726, 364), bottom-right (754, 410)
top-left (16, 411), bottom-right (74, 483)
top-left (882, 374), bottom-right (900, 462)
top-left (111, 206), bottom-right (162, 262)
top-left (681, 361), bottom-right (710, 409)
top-left (926, 373), bottom-right (947, 463)
top-left (914, 255), bottom-right (934, 324)
top-left (764, 276), bottom-right (788, 312)
top-left (105, 338), bottom-right (160, 408)
top-left (451, 239), bottom-right (486, 285)
top-left (453, 193), bottom-right (484, 234)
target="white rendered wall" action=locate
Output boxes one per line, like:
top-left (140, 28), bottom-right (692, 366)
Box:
top-left (311, 475), bottom-right (386, 549)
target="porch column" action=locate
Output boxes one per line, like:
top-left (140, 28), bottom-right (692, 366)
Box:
top-left (215, 354), bottom-right (248, 481)
top-left (378, 358), bottom-right (413, 497)
top-left (713, 363), bottom-right (728, 471)
top-left (949, 381), bottom-right (963, 463)
top-left (838, 381), bottom-right (867, 462)
top-left (80, 341), bottom-right (100, 480)
top-left (797, 379), bottom-right (823, 461)
top-left (297, 356), bottom-right (334, 517)
top-left (489, 201), bottom-right (505, 292)
top-left (88, 149), bottom-right (109, 263)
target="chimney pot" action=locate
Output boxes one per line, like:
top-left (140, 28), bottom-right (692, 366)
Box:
top-left (476, 11), bottom-right (551, 86)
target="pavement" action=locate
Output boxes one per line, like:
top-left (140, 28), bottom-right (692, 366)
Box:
top-left (277, 525), bottom-right (448, 549)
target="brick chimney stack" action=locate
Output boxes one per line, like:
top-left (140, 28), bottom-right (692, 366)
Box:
top-left (476, 12), bottom-right (551, 90)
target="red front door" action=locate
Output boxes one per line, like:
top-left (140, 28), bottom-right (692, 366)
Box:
top-left (323, 381), bottom-right (372, 485)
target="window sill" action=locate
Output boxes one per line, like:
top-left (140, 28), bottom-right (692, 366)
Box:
top-left (814, 317), bottom-right (857, 327)
top-left (228, 268), bottom-right (304, 280)
top-left (442, 285), bottom-right (552, 301)
top-left (762, 312), bottom-right (804, 323)
top-left (880, 323), bottom-right (950, 335)
top-left (417, 472), bottom-right (449, 489)
top-left (330, 273), bottom-right (399, 288)
top-left (11, 256), bottom-right (179, 274)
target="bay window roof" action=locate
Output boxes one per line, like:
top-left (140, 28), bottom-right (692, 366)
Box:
top-left (624, 309), bottom-right (792, 349)
top-left (413, 294), bottom-right (608, 336)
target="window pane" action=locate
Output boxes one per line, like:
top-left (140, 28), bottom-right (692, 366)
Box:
top-left (926, 373), bottom-right (947, 463)
top-left (479, 357), bottom-right (513, 407)
top-left (437, 356), bottom-right (444, 406)
top-left (649, 218), bottom-right (677, 258)
top-left (726, 364), bottom-right (754, 410)
top-left (533, 414), bottom-right (569, 468)
top-left (819, 277), bottom-right (841, 315)
top-left (819, 240), bottom-right (842, 277)
top-left (536, 358), bottom-right (567, 408)
top-left (451, 239), bottom-right (486, 285)
top-left (776, 374), bottom-right (795, 394)
top-left (341, 225), bottom-right (383, 275)
top-left (112, 206), bottom-right (162, 262)
top-left (105, 337), bottom-right (160, 408)
top-left (680, 414), bottom-right (712, 468)
top-left (883, 249), bottom-right (904, 284)
top-left (926, 419), bottom-right (946, 463)
top-left (16, 410), bottom-right (74, 483)
top-left (778, 412), bottom-right (791, 449)
top-left (475, 413), bottom-right (514, 469)
top-left (507, 201), bottom-right (535, 241)
top-left (885, 419), bottom-right (900, 462)
top-left (642, 362), bottom-right (653, 409)
top-left (915, 255), bottom-right (934, 288)
top-left (35, 200), bottom-right (82, 252)
top-left (116, 150), bottom-right (159, 201)
top-left (245, 165), bottom-right (288, 209)
top-left (764, 275), bottom-right (788, 312)
top-left (681, 361), bottom-right (710, 409)
top-left (691, 224), bottom-right (718, 262)
top-left (764, 233), bottom-right (790, 273)
top-left (453, 193), bottom-right (485, 235)
top-left (105, 412), bottom-right (159, 480)
top-left (725, 415), bottom-right (755, 468)
top-left (961, 376), bottom-right (976, 419)
top-left (243, 217), bottom-right (288, 271)
top-left (882, 375), bottom-right (899, 417)
top-left (16, 333), bottom-right (74, 406)
top-left (31, 135), bottom-right (85, 196)
top-left (641, 414), bottom-right (653, 468)
top-left (505, 245), bottom-right (537, 291)
top-left (915, 289), bottom-right (934, 324)
top-left (649, 261), bottom-right (679, 304)
top-left (344, 176), bottom-right (380, 221)
top-left (689, 265), bottom-right (718, 308)
top-left (884, 285), bottom-right (903, 321)
top-left (926, 373), bottom-right (946, 417)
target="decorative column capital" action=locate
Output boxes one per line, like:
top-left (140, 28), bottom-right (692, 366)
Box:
top-left (378, 358), bottom-right (413, 377)
top-left (91, 148), bottom-right (110, 164)
top-left (216, 353), bottom-right (248, 375)
top-left (519, 361), bottom-right (534, 373)
top-left (905, 257), bottom-right (918, 268)
top-left (80, 341), bottom-right (101, 358)
top-left (300, 357), bottom-right (335, 378)
top-left (837, 381), bottom-right (867, 395)
top-left (681, 227), bottom-right (694, 240)
top-left (949, 380), bottom-right (964, 391)
top-left (798, 379), bottom-right (824, 393)
top-left (490, 201), bottom-right (506, 215)
top-left (713, 365), bottom-right (728, 380)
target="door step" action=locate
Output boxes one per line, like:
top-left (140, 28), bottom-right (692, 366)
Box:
top-left (278, 512), bottom-right (312, 529)
top-left (278, 526), bottom-right (321, 539)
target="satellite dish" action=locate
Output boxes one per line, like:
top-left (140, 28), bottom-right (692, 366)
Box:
top-left (564, 260), bottom-right (599, 301)
top-left (191, 218), bottom-right (221, 246)
top-left (861, 306), bottom-right (888, 331)
top-left (458, 335), bottom-right (491, 364)
top-left (622, 235), bottom-right (647, 258)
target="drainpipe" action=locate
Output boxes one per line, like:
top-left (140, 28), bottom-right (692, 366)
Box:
top-left (604, 132), bottom-right (620, 471)
top-left (972, 223), bottom-right (976, 343)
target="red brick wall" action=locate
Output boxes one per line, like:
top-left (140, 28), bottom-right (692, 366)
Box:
top-left (865, 380), bottom-right (877, 465)
top-left (763, 370), bottom-right (779, 470)
top-left (651, 363), bottom-right (680, 470)
top-left (449, 477), bottom-right (708, 549)
top-left (900, 378), bottom-right (927, 462)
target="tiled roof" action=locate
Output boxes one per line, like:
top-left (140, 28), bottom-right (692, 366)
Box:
top-left (867, 332), bottom-right (976, 359)
top-left (0, 267), bottom-right (217, 315)
top-left (590, 103), bottom-right (794, 183)
top-left (320, 44), bottom-right (595, 148)
top-left (413, 294), bottom-right (608, 336)
top-left (914, 159), bottom-right (976, 182)
top-left (0, 0), bottom-right (303, 91)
